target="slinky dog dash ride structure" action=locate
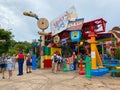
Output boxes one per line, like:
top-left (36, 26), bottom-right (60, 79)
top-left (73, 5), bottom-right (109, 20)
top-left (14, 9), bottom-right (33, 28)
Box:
top-left (82, 18), bottom-right (109, 76)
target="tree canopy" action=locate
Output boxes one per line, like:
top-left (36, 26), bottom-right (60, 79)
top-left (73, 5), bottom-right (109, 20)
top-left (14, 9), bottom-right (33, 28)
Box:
top-left (0, 28), bottom-right (32, 55)
top-left (0, 28), bottom-right (13, 54)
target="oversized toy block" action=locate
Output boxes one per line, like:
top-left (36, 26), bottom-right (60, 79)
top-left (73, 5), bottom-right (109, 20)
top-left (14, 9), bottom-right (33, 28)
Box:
top-left (44, 60), bottom-right (52, 68)
top-left (44, 55), bottom-right (52, 60)
top-left (44, 47), bottom-right (51, 55)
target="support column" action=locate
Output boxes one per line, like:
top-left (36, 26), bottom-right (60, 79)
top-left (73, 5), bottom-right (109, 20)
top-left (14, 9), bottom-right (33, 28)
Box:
top-left (89, 32), bottom-right (104, 70)
top-left (90, 36), bottom-right (98, 70)
top-left (40, 34), bottom-right (45, 69)
top-left (101, 42), bottom-right (104, 60)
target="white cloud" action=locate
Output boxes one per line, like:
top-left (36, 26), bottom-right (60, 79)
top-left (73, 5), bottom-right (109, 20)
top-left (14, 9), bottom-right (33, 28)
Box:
top-left (0, 0), bottom-right (120, 42)
top-left (0, 3), bottom-right (39, 42)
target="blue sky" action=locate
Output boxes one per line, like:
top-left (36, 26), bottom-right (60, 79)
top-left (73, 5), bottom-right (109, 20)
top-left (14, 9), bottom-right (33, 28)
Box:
top-left (0, 0), bottom-right (120, 42)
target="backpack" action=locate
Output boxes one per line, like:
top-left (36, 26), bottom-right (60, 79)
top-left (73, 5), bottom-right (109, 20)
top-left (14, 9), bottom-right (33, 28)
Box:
top-left (54, 55), bottom-right (58, 63)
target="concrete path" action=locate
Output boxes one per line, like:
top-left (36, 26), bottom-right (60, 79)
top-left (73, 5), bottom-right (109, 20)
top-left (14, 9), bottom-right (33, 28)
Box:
top-left (0, 68), bottom-right (120, 90)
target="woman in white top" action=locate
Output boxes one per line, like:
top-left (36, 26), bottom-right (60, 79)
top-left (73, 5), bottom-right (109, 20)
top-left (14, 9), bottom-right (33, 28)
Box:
top-left (12, 54), bottom-right (16, 70)
top-left (7, 56), bottom-right (13, 80)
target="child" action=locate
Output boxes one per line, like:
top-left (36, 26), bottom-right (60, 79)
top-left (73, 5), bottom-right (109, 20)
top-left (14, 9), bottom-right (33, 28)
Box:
top-left (66, 56), bottom-right (70, 71)
top-left (26, 54), bottom-right (32, 73)
top-left (77, 53), bottom-right (82, 68)
top-left (12, 54), bottom-right (16, 70)
top-left (7, 55), bottom-right (13, 80)
top-left (72, 52), bottom-right (77, 70)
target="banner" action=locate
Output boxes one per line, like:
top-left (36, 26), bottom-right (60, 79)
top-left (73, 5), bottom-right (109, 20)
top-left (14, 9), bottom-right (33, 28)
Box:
top-left (51, 6), bottom-right (78, 36)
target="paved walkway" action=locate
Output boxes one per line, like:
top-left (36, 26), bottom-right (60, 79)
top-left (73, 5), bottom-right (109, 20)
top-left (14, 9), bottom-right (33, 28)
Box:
top-left (0, 67), bottom-right (120, 90)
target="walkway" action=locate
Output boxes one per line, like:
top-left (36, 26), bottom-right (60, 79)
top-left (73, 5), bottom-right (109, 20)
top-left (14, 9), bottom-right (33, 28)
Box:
top-left (0, 68), bottom-right (120, 90)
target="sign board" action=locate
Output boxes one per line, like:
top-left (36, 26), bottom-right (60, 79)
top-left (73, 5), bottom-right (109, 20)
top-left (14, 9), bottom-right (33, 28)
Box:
top-left (70, 30), bottom-right (81, 42)
top-left (51, 6), bottom-right (78, 36)
top-left (91, 51), bottom-right (96, 58)
top-left (66, 18), bottom-right (84, 31)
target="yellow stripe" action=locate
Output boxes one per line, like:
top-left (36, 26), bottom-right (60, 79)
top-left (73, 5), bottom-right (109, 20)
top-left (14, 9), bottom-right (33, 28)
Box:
top-left (44, 55), bottom-right (52, 60)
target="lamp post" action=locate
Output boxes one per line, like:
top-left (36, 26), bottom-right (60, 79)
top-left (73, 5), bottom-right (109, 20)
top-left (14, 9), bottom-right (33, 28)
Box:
top-left (23, 11), bottom-right (49, 69)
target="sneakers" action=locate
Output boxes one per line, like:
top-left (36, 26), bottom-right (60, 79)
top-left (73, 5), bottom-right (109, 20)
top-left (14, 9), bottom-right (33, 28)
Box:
top-left (26, 71), bottom-right (32, 74)
top-left (29, 71), bottom-right (32, 73)
top-left (9, 77), bottom-right (12, 80)
top-left (17, 74), bottom-right (23, 76)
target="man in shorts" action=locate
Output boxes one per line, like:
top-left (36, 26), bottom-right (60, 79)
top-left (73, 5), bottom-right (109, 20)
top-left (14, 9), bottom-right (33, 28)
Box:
top-left (51, 52), bottom-right (58, 73)
top-left (0, 53), bottom-right (7, 79)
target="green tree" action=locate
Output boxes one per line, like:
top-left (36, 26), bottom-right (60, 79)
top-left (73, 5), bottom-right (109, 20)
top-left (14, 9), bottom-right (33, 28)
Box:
top-left (14, 41), bottom-right (32, 54)
top-left (0, 28), bottom-right (13, 54)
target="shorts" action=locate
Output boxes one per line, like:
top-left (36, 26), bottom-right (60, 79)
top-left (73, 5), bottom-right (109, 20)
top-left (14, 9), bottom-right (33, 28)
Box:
top-left (26, 60), bottom-right (31, 66)
top-left (58, 62), bottom-right (61, 64)
top-left (7, 63), bottom-right (13, 71)
top-left (0, 64), bottom-right (6, 68)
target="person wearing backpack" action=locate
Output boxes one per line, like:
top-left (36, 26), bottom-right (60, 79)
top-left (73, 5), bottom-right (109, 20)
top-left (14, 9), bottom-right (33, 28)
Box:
top-left (51, 52), bottom-right (58, 73)
top-left (72, 52), bottom-right (77, 70)
top-left (0, 53), bottom-right (7, 79)
top-left (57, 54), bottom-right (62, 71)
top-left (26, 53), bottom-right (32, 73)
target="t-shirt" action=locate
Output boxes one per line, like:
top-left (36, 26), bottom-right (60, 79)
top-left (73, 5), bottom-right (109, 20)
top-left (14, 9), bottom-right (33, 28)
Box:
top-left (58, 56), bottom-right (62, 62)
top-left (51, 54), bottom-right (59, 63)
top-left (7, 57), bottom-right (12, 64)
top-left (0, 56), bottom-right (6, 64)
top-left (72, 54), bottom-right (77, 61)
top-left (18, 54), bottom-right (24, 59)
top-left (66, 58), bottom-right (70, 64)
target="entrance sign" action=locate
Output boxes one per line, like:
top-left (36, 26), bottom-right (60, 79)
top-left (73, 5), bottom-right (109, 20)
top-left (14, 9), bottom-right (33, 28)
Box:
top-left (91, 51), bottom-right (96, 58)
top-left (51, 6), bottom-right (78, 36)
top-left (66, 18), bottom-right (84, 31)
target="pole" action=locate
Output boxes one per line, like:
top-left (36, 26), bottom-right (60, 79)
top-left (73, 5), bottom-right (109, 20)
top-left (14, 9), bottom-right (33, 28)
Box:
top-left (63, 58), bottom-right (68, 72)
top-left (101, 42), bottom-right (104, 60)
top-left (40, 34), bottom-right (45, 69)
top-left (78, 42), bottom-right (80, 55)
top-left (85, 56), bottom-right (91, 78)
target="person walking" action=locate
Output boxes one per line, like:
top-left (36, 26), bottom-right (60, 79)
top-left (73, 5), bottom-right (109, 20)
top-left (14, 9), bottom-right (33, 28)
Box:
top-left (12, 54), bottom-right (16, 70)
top-left (66, 56), bottom-right (70, 71)
top-left (57, 54), bottom-right (62, 71)
top-left (51, 52), bottom-right (58, 73)
top-left (72, 52), bottom-right (77, 70)
top-left (26, 53), bottom-right (32, 73)
top-left (7, 55), bottom-right (13, 80)
top-left (17, 51), bottom-right (24, 76)
top-left (0, 53), bottom-right (7, 79)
